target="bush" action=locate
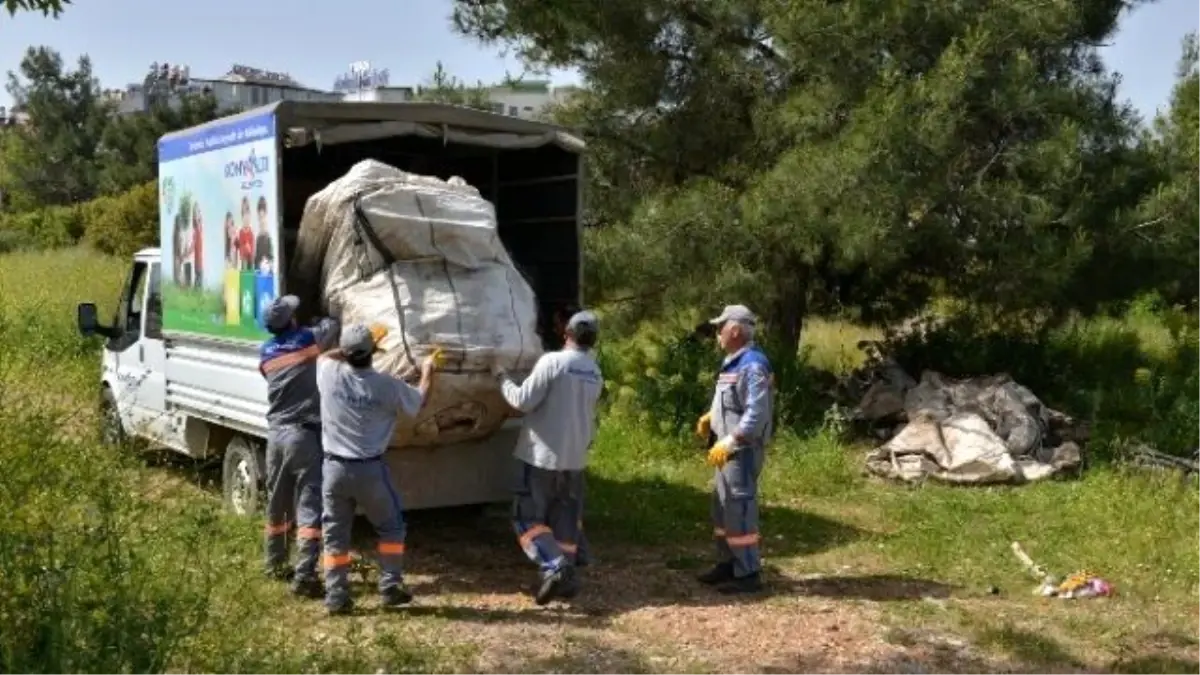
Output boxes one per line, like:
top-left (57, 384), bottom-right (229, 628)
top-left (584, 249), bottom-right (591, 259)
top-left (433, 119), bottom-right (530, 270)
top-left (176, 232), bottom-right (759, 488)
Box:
top-left (82, 181), bottom-right (157, 257)
top-left (595, 319), bottom-right (834, 440)
top-left (0, 181), bottom-right (157, 257)
top-left (0, 205), bottom-right (85, 249)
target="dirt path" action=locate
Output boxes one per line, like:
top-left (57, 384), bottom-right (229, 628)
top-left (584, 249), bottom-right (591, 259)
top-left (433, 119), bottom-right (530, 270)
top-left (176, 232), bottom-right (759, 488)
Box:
top-left (258, 510), bottom-right (1027, 674)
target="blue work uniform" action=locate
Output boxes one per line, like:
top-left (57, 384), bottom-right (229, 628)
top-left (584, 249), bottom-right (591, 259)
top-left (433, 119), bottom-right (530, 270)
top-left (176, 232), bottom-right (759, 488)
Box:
top-left (708, 344), bottom-right (774, 579)
top-left (259, 318), bottom-right (339, 581)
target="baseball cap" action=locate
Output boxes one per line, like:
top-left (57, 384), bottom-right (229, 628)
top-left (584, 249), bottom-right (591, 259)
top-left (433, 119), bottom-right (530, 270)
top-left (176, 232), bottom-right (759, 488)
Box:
top-left (708, 304), bottom-right (757, 326)
top-left (566, 310), bottom-right (599, 337)
top-left (339, 323), bottom-right (376, 359)
top-left (263, 295), bottom-right (300, 333)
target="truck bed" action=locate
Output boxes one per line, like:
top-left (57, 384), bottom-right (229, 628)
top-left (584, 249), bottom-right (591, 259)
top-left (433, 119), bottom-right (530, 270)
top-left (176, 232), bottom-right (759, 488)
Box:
top-left (166, 337), bottom-right (269, 438)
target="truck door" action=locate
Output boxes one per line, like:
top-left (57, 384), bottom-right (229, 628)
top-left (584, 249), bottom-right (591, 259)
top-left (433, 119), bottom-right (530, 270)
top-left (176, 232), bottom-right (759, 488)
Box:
top-left (108, 260), bottom-right (175, 445)
top-left (133, 261), bottom-right (168, 421)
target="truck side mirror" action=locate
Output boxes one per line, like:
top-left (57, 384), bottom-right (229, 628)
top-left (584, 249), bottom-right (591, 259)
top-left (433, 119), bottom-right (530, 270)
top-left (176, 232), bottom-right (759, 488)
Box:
top-left (77, 302), bottom-right (110, 338)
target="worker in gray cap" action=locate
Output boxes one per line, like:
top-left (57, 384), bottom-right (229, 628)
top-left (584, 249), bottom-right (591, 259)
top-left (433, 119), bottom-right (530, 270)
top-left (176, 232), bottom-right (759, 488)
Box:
top-left (315, 322), bottom-right (442, 615)
top-left (694, 304), bottom-right (773, 593)
top-left (493, 309), bottom-right (604, 604)
top-left (258, 295), bottom-right (339, 598)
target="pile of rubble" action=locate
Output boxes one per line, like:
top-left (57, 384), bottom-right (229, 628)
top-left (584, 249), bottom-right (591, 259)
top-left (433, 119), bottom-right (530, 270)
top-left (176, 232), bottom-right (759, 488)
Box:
top-left (844, 344), bottom-right (1086, 485)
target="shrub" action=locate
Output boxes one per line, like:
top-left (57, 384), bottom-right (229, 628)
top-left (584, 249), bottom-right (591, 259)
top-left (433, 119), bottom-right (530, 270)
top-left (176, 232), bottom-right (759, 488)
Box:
top-left (83, 181), bottom-right (157, 257)
top-left (0, 205), bottom-right (84, 249)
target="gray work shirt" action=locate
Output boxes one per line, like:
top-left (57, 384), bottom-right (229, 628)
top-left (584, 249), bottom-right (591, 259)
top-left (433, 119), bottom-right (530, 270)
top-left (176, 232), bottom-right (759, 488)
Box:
top-left (316, 356), bottom-right (423, 460)
top-left (259, 318), bottom-right (339, 427)
top-left (499, 347), bottom-right (604, 472)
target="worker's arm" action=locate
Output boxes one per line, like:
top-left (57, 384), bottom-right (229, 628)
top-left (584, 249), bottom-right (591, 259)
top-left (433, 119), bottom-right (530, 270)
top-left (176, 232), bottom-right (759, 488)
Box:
top-left (310, 317), bottom-right (340, 350)
top-left (390, 352), bottom-right (439, 417)
top-left (497, 355), bottom-right (555, 413)
top-left (733, 362), bottom-right (771, 444)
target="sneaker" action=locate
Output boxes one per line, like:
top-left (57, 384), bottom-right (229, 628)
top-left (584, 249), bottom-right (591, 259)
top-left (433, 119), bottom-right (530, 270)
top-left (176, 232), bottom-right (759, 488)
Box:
top-left (534, 565), bottom-right (576, 605)
top-left (325, 597), bottom-right (354, 616)
top-left (696, 561), bottom-right (735, 585)
top-left (717, 572), bottom-right (764, 595)
top-left (290, 576), bottom-right (324, 599)
top-left (380, 583), bottom-right (414, 608)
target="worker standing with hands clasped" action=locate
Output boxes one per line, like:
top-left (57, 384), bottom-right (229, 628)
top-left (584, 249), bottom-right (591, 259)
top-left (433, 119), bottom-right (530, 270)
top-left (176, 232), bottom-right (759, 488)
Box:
top-left (315, 322), bottom-right (441, 615)
top-left (258, 295), bottom-right (339, 599)
top-left (493, 310), bottom-right (604, 605)
top-left (695, 304), bottom-right (773, 594)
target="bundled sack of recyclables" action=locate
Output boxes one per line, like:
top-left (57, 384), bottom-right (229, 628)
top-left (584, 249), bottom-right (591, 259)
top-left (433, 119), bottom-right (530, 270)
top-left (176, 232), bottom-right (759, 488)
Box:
top-left (290, 159), bottom-right (543, 449)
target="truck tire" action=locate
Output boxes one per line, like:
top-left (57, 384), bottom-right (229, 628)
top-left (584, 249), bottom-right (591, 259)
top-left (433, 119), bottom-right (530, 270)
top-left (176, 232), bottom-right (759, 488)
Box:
top-left (222, 435), bottom-right (265, 517)
top-left (98, 386), bottom-right (127, 446)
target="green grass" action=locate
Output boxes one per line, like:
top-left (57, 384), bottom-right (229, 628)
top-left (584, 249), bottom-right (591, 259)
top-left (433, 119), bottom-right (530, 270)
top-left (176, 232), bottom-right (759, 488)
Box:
top-left (1, 246), bottom-right (1197, 673)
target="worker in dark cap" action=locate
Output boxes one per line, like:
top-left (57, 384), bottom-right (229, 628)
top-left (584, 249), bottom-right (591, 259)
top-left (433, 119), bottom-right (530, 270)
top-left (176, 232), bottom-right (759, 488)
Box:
top-left (258, 295), bottom-right (339, 598)
top-left (315, 322), bottom-right (441, 615)
top-left (493, 310), bottom-right (604, 604)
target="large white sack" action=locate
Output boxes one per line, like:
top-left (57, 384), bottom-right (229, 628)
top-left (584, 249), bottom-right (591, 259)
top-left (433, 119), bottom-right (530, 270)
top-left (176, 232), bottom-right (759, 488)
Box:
top-left (291, 159), bottom-right (543, 449)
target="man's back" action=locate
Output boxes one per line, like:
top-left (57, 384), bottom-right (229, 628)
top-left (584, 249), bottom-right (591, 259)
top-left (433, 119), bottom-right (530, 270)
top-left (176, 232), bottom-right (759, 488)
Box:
top-left (503, 348), bottom-right (603, 472)
top-left (260, 321), bottom-right (336, 426)
top-left (316, 356), bottom-right (422, 459)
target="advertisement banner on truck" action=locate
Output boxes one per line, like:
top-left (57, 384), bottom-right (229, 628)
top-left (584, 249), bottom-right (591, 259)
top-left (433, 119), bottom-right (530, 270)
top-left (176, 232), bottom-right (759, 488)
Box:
top-left (158, 112), bottom-right (280, 341)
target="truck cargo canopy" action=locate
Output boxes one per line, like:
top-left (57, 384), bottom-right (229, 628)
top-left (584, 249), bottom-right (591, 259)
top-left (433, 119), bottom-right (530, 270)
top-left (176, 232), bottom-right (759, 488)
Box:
top-left (158, 101), bottom-right (585, 153)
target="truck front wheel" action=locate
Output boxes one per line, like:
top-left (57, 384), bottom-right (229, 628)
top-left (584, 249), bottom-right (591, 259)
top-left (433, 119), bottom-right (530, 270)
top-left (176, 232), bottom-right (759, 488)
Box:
top-left (98, 386), bottom-right (126, 446)
top-left (222, 436), bottom-right (265, 517)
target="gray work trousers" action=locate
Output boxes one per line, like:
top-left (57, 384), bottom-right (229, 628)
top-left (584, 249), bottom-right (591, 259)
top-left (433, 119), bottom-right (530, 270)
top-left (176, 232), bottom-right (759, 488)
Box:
top-left (321, 454), bottom-right (406, 607)
top-left (264, 424), bottom-right (323, 580)
top-left (711, 444), bottom-right (764, 578)
top-left (512, 460), bottom-right (585, 578)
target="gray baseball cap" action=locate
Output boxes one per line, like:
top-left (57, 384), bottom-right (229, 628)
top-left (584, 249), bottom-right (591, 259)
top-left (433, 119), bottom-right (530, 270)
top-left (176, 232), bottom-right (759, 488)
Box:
top-left (566, 310), bottom-right (599, 337)
top-left (709, 304), bottom-right (757, 326)
top-left (263, 295), bottom-right (300, 333)
top-left (339, 323), bottom-right (376, 359)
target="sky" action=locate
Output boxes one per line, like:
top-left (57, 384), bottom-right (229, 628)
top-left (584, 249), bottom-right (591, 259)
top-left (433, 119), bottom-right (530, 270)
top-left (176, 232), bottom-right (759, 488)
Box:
top-left (0, 0), bottom-right (1196, 121)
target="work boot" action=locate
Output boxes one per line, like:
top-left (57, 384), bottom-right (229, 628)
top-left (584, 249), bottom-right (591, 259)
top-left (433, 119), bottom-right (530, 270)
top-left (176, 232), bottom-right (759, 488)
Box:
top-left (380, 583), bottom-right (414, 608)
top-left (535, 565), bottom-right (576, 605)
top-left (290, 575), bottom-right (323, 600)
top-left (696, 561), bottom-right (735, 585)
top-left (717, 572), bottom-right (764, 595)
top-left (325, 597), bottom-right (354, 616)
top-left (264, 563), bottom-right (294, 582)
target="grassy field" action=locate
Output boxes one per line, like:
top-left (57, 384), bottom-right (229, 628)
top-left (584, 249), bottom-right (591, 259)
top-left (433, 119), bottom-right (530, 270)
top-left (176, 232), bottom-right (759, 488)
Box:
top-left (1, 247), bottom-right (1196, 673)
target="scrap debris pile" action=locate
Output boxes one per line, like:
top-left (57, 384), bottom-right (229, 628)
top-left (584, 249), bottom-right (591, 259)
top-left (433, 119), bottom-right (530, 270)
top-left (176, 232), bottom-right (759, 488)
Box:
top-left (844, 344), bottom-right (1087, 485)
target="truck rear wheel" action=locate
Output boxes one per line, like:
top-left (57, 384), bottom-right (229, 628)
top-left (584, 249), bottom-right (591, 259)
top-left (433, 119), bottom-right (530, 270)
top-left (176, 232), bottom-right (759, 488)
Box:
top-left (222, 436), bottom-right (264, 517)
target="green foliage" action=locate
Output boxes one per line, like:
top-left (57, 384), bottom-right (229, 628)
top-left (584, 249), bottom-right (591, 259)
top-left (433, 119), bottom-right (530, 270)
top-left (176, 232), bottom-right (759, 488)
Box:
top-left (0, 181), bottom-right (157, 256)
top-left (2, 0), bottom-right (69, 16)
top-left (411, 61), bottom-right (495, 111)
top-left (96, 92), bottom-right (229, 196)
top-left (0, 46), bottom-right (110, 210)
top-left (459, 0), bottom-right (1187, 351)
top-left (82, 181), bottom-right (159, 257)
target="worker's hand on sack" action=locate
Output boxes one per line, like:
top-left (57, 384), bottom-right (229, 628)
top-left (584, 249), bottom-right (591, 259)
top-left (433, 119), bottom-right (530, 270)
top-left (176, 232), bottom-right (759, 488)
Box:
top-left (706, 436), bottom-right (734, 468)
top-left (421, 347), bottom-right (444, 379)
top-left (695, 412), bottom-right (712, 440)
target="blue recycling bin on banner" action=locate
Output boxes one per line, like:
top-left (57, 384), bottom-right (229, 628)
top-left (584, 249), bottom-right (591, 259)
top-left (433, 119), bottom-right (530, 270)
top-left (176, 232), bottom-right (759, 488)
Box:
top-left (254, 271), bottom-right (277, 332)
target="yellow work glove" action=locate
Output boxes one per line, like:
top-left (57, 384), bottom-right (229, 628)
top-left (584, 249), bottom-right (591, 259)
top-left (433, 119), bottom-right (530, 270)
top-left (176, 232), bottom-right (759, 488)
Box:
top-left (706, 436), bottom-right (733, 468)
top-left (430, 345), bottom-right (445, 367)
top-left (695, 412), bottom-right (712, 440)
top-left (368, 323), bottom-right (388, 347)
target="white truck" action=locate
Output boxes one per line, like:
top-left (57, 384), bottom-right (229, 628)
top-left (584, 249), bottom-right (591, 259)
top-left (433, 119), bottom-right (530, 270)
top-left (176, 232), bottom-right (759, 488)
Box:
top-left (76, 101), bottom-right (585, 515)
